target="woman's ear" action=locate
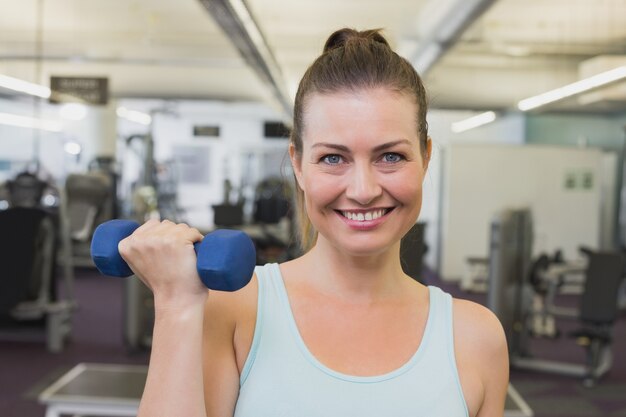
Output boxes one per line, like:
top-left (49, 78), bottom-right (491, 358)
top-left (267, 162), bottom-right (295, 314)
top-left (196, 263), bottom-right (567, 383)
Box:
top-left (289, 143), bottom-right (305, 191)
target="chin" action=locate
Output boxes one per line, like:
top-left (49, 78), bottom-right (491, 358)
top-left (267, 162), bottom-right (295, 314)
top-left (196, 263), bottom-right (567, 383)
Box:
top-left (331, 236), bottom-right (398, 258)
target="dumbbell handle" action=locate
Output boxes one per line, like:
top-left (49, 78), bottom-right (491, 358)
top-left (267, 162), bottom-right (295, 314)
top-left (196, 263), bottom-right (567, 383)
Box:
top-left (90, 219), bottom-right (256, 292)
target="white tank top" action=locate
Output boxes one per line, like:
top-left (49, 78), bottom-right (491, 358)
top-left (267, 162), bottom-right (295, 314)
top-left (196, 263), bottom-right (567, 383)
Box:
top-left (234, 263), bottom-right (469, 417)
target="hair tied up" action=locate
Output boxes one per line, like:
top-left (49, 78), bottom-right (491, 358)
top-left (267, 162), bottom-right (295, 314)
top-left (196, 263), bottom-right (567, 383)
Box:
top-left (323, 28), bottom-right (390, 53)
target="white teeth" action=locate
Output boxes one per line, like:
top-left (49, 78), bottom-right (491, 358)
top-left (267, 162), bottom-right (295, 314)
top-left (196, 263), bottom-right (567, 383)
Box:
top-left (341, 209), bottom-right (387, 222)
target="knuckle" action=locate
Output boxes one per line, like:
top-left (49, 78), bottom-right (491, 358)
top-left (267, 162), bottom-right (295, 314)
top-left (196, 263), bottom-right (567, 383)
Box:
top-left (174, 222), bottom-right (189, 231)
top-left (118, 238), bottom-right (132, 257)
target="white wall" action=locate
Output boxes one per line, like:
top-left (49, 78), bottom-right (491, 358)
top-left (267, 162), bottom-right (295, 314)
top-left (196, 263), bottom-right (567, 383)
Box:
top-left (420, 110), bottom-right (525, 272)
top-left (440, 144), bottom-right (607, 281)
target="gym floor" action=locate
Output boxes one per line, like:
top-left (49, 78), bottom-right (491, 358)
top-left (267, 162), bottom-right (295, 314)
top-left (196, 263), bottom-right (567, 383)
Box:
top-left (1, 267), bottom-right (625, 417)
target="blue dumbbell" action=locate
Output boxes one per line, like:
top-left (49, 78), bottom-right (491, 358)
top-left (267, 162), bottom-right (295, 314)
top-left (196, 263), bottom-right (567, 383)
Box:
top-left (90, 219), bottom-right (256, 292)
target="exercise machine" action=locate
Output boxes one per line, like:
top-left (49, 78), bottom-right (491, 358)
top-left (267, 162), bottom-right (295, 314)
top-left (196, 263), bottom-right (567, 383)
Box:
top-left (64, 172), bottom-right (113, 267)
top-left (0, 207), bottom-right (73, 352)
top-left (487, 208), bottom-right (626, 386)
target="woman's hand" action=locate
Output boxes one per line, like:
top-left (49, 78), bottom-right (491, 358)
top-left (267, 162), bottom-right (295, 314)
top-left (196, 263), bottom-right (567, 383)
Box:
top-left (118, 219), bottom-right (207, 310)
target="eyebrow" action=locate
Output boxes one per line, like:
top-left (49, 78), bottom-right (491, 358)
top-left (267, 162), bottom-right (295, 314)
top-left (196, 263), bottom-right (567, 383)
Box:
top-left (311, 139), bottom-right (412, 153)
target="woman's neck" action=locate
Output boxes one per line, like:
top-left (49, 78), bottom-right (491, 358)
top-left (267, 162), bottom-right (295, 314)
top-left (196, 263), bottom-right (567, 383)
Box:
top-left (298, 237), bottom-right (411, 303)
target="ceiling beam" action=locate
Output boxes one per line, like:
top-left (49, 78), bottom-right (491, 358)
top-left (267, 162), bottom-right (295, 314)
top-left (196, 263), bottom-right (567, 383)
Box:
top-left (197, 0), bottom-right (293, 119)
top-left (411, 0), bottom-right (498, 74)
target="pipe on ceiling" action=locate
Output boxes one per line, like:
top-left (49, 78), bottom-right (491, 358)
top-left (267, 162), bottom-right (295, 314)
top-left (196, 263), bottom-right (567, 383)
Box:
top-left (411, 0), bottom-right (498, 75)
top-left (198, 0), bottom-right (293, 119)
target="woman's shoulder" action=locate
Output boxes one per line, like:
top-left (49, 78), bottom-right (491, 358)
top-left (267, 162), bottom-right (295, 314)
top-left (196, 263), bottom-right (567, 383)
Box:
top-left (204, 271), bottom-right (259, 324)
top-left (204, 261), bottom-right (282, 321)
top-left (450, 296), bottom-right (509, 416)
top-left (451, 297), bottom-right (507, 354)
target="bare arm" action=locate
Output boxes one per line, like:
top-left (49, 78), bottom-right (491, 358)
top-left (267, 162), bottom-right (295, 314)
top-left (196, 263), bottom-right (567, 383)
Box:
top-left (118, 220), bottom-right (209, 417)
top-left (202, 291), bottom-right (242, 417)
top-left (139, 300), bottom-right (207, 417)
top-left (454, 299), bottom-right (509, 417)
top-left (475, 309), bottom-right (509, 417)
top-left (202, 273), bottom-right (258, 417)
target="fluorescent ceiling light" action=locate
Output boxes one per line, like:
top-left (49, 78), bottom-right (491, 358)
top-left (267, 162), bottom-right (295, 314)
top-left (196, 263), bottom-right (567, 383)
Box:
top-left (518, 66), bottom-right (626, 111)
top-left (116, 107), bottom-right (152, 125)
top-left (0, 74), bottom-right (51, 98)
top-left (0, 112), bottom-right (62, 132)
top-left (451, 111), bottom-right (497, 133)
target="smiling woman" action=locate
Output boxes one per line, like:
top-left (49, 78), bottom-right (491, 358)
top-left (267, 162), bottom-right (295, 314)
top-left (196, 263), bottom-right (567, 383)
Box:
top-left (117, 27), bottom-right (509, 417)
top-left (290, 88), bottom-right (428, 257)
top-left (289, 29), bottom-right (430, 252)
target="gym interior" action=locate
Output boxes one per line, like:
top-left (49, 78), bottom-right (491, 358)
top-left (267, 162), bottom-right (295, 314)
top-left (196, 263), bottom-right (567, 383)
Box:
top-left (1, 1), bottom-right (625, 416)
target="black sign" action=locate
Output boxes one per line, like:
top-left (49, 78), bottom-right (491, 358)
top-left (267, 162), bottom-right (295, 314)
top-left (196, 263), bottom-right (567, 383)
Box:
top-left (264, 121), bottom-right (290, 138)
top-left (49, 76), bottom-right (109, 105)
top-left (193, 125), bottom-right (220, 137)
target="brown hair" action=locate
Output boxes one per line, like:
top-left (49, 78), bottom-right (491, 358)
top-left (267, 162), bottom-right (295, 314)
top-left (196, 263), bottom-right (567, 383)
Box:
top-left (290, 28), bottom-right (429, 252)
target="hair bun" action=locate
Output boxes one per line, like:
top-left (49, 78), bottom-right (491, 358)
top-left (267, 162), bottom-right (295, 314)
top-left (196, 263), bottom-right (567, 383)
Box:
top-left (323, 28), bottom-right (390, 53)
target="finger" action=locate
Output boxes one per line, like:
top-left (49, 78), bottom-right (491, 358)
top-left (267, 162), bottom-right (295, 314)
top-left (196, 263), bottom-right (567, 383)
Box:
top-left (187, 228), bottom-right (205, 244)
top-left (173, 223), bottom-right (205, 243)
top-left (190, 228), bottom-right (204, 242)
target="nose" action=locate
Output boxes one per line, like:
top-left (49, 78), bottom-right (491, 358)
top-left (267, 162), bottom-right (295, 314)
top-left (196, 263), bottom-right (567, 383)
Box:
top-left (345, 162), bottom-right (382, 205)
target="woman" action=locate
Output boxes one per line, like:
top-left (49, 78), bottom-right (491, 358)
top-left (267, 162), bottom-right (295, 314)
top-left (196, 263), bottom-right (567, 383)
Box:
top-left (120, 28), bottom-right (508, 417)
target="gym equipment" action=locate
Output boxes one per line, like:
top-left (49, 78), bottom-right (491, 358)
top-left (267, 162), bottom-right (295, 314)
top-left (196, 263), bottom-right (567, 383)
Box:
top-left (253, 177), bottom-right (291, 225)
top-left (487, 208), bottom-right (626, 386)
top-left (514, 249), bottom-right (625, 386)
top-left (487, 209), bottom-right (532, 356)
top-left (64, 172), bottom-right (113, 267)
top-left (526, 250), bottom-right (586, 338)
top-left (6, 171), bottom-right (48, 208)
top-left (91, 219), bottom-right (256, 292)
top-left (0, 207), bottom-right (74, 352)
top-left (400, 222), bottom-right (428, 284)
top-left (213, 203), bottom-right (245, 227)
top-left (88, 156), bottom-right (120, 220)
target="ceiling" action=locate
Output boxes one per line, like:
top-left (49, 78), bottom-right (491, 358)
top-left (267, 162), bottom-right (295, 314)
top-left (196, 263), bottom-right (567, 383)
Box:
top-left (1, 0), bottom-right (625, 115)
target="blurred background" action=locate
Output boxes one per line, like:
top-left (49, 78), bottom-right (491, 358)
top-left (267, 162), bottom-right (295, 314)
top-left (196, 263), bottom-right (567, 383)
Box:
top-left (0, 1), bottom-right (625, 416)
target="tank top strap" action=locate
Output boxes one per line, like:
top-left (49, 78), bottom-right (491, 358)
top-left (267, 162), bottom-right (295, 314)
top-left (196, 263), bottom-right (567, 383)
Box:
top-left (240, 263), bottom-right (288, 385)
top-left (426, 285), bottom-right (467, 414)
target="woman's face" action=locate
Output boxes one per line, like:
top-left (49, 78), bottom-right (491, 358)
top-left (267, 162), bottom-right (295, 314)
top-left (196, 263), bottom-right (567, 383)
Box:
top-left (290, 87), bottom-right (431, 257)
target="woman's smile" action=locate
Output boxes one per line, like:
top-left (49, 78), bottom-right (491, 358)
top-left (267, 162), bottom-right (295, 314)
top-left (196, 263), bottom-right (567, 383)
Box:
top-left (334, 207), bottom-right (396, 230)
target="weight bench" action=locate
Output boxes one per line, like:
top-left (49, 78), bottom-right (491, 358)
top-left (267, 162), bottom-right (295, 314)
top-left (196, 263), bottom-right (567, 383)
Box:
top-left (39, 363), bottom-right (534, 417)
top-left (39, 363), bottom-right (146, 417)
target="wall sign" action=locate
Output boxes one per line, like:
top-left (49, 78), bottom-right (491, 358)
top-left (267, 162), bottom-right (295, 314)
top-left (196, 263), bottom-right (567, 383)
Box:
top-left (193, 125), bottom-right (220, 137)
top-left (564, 168), bottom-right (594, 190)
top-left (49, 76), bottom-right (109, 105)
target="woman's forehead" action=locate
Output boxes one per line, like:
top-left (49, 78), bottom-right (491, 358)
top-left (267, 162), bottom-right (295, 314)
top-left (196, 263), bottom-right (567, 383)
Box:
top-left (301, 88), bottom-right (419, 145)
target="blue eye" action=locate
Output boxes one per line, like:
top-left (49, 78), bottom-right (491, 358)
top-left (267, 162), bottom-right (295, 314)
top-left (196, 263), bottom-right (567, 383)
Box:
top-left (322, 154), bottom-right (343, 164)
top-left (382, 153), bottom-right (403, 163)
